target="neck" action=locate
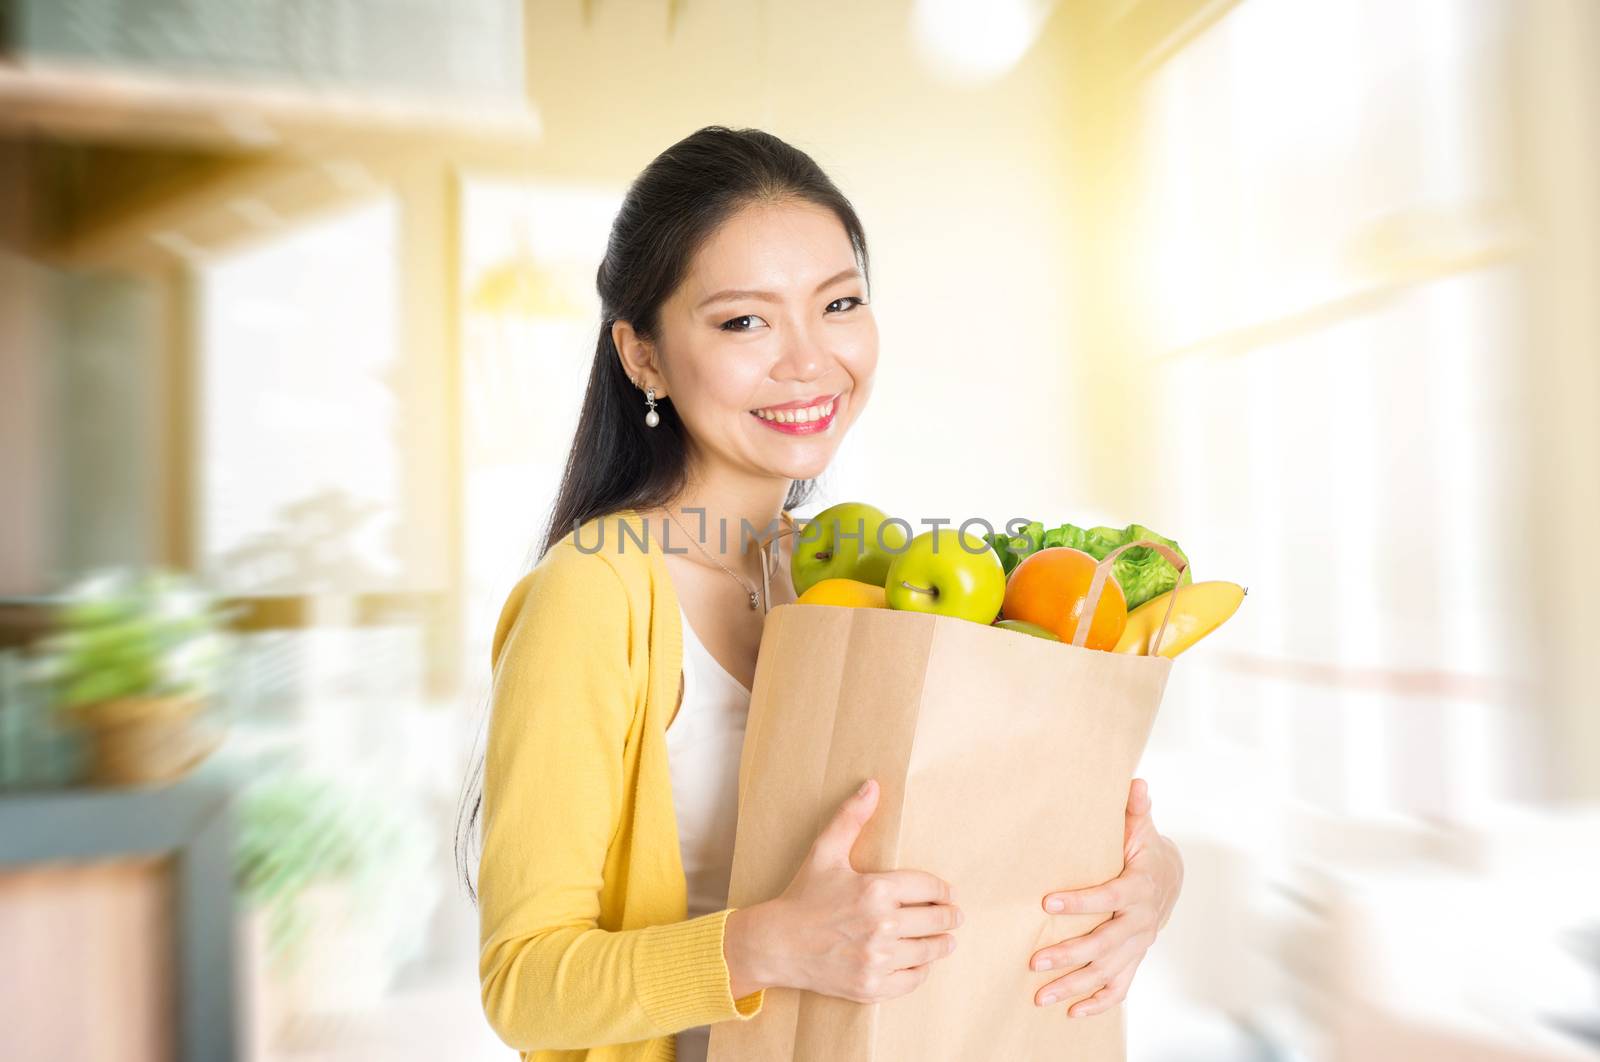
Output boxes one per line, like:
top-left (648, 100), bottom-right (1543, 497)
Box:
top-left (655, 468), bottom-right (791, 569)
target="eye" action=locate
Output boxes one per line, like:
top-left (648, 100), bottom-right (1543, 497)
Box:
top-left (720, 314), bottom-right (767, 333)
top-left (828, 296), bottom-right (867, 314)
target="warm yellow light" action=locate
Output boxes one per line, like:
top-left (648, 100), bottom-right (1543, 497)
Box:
top-left (909, 0), bottom-right (1056, 84)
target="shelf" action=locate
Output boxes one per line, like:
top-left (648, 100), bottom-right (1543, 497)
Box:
top-left (0, 58), bottom-right (541, 156)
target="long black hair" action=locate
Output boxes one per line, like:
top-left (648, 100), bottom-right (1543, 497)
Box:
top-left (456, 125), bottom-right (873, 903)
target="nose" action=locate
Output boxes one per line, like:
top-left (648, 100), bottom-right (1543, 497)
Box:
top-left (771, 325), bottom-right (827, 383)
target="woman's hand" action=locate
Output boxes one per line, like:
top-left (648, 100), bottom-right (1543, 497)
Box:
top-left (734, 778), bottom-right (964, 1005)
top-left (1028, 778), bottom-right (1183, 1017)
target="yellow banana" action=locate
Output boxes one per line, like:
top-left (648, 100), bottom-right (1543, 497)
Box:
top-left (1114, 581), bottom-right (1246, 657)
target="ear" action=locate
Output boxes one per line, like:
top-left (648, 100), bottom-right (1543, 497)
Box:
top-left (612, 319), bottom-right (665, 397)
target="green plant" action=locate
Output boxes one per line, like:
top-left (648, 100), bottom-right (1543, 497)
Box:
top-left (31, 567), bottom-right (238, 711)
top-left (234, 769), bottom-right (427, 968)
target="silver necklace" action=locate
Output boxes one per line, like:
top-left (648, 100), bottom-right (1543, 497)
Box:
top-left (665, 508), bottom-right (765, 611)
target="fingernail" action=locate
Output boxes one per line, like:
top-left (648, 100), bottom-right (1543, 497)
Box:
top-left (858, 779), bottom-right (873, 797)
top-left (1046, 898), bottom-right (1065, 913)
top-left (1039, 993), bottom-right (1058, 1006)
top-left (955, 908), bottom-right (964, 927)
top-left (1032, 957), bottom-right (1052, 971)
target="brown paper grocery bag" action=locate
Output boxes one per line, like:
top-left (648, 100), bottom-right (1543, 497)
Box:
top-left (708, 540), bottom-right (1186, 1062)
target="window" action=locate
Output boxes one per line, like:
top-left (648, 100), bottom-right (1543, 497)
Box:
top-left (197, 197), bottom-right (404, 595)
top-left (1130, 0), bottom-right (1521, 819)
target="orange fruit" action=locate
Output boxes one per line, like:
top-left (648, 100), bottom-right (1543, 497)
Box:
top-left (796, 577), bottom-right (888, 609)
top-left (1001, 547), bottom-right (1127, 650)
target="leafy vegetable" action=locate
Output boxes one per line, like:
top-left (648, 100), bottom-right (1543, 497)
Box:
top-left (985, 521), bottom-right (1041, 576)
top-left (985, 520), bottom-right (1191, 609)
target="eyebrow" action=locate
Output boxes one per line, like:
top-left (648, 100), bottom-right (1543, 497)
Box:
top-left (695, 267), bottom-right (864, 312)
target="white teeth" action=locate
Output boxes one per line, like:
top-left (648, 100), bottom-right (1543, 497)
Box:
top-left (751, 397), bottom-right (838, 423)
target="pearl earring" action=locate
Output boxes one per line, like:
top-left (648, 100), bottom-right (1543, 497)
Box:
top-left (644, 386), bottom-right (660, 428)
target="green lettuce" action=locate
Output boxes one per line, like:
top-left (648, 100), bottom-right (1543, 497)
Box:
top-left (985, 521), bottom-right (1045, 576)
top-left (984, 520), bottom-right (1191, 609)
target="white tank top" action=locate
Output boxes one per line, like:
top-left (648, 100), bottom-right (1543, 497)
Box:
top-left (668, 601), bottom-right (753, 1062)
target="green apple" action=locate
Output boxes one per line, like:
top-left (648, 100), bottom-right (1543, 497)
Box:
top-left (791, 502), bottom-right (909, 596)
top-left (884, 529), bottom-right (1006, 625)
top-left (993, 618), bottom-right (1061, 641)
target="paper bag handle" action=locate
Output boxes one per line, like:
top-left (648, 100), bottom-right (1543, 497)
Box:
top-left (1070, 539), bottom-right (1189, 653)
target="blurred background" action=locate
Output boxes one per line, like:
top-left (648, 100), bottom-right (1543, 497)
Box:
top-left (1, 0), bottom-right (1597, 1059)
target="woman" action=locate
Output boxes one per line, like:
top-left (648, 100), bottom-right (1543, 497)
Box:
top-left (460, 126), bottom-right (1184, 1062)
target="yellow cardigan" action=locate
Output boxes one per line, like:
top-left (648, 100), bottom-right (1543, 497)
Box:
top-left (479, 507), bottom-right (770, 1060)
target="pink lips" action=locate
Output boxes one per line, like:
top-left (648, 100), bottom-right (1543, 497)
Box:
top-left (749, 393), bottom-right (840, 436)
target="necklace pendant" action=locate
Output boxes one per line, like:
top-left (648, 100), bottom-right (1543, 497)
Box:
top-left (748, 590), bottom-right (760, 610)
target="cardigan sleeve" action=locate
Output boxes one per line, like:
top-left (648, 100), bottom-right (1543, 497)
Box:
top-left (477, 545), bottom-right (767, 1052)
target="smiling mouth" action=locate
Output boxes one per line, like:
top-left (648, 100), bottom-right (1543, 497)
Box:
top-left (748, 396), bottom-right (837, 424)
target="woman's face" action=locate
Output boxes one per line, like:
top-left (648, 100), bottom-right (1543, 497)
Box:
top-left (635, 199), bottom-right (877, 484)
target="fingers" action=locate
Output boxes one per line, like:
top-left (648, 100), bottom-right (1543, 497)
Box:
top-left (1033, 957), bottom-right (1107, 1007)
top-left (1028, 911), bottom-right (1129, 972)
top-left (893, 900), bottom-right (965, 939)
top-left (870, 868), bottom-right (956, 907)
top-left (877, 961), bottom-right (934, 1000)
top-left (1043, 869), bottom-right (1151, 915)
top-left (1126, 777), bottom-right (1151, 818)
top-left (847, 948), bottom-right (942, 1005)
top-left (844, 904), bottom-right (960, 1005)
top-left (1123, 778), bottom-right (1156, 853)
top-left (810, 778), bottom-right (879, 868)
top-left (1066, 954), bottom-right (1142, 1018)
top-left (889, 931), bottom-right (957, 971)
top-left (1044, 878), bottom-right (1127, 915)
top-left (863, 898), bottom-right (962, 998)
top-left (1035, 935), bottom-right (1141, 1010)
